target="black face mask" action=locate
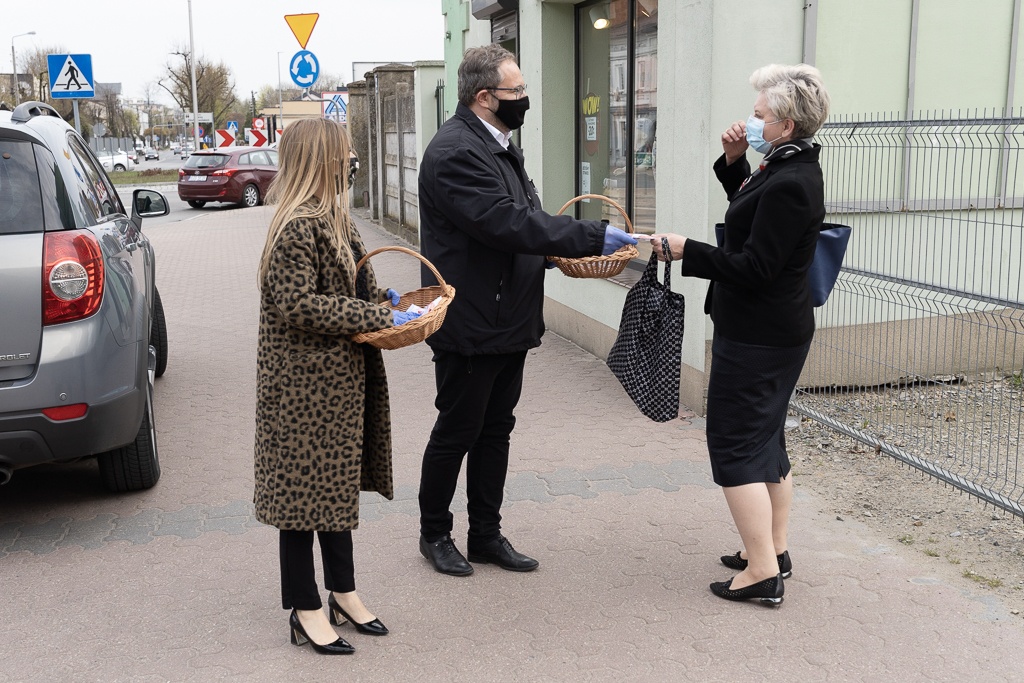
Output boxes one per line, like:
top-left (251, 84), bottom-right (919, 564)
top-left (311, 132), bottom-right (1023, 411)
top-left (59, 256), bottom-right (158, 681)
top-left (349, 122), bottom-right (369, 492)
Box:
top-left (492, 95), bottom-right (530, 131)
top-left (347, 157), bottom-right (358, 184)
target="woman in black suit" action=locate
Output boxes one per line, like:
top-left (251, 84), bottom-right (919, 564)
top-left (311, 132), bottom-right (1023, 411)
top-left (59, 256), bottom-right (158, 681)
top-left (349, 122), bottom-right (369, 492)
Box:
top-left (651, 64), bottom-right (831, 606)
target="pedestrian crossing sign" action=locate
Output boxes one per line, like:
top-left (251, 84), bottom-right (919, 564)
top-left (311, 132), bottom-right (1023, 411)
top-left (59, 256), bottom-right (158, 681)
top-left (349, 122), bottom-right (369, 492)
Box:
top-left (48, 54), bottom-right (94, 99)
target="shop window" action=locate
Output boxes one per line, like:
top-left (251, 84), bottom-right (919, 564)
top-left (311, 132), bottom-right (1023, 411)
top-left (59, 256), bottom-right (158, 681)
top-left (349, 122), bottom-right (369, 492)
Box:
top-left (575, 0), bottom-right (658, 235)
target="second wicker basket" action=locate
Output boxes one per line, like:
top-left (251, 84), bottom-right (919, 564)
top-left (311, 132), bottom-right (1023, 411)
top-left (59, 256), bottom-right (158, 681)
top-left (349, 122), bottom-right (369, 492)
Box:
top-left (548, 194), bottom-right (640, 279)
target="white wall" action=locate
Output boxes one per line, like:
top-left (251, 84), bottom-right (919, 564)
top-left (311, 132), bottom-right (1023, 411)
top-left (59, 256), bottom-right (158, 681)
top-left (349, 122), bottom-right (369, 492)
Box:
top-left (413, 61), bottom-right (445, 163)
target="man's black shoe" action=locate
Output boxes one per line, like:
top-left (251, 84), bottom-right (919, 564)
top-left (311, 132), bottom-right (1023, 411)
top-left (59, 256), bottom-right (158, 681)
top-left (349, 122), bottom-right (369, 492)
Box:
top-left (467, 535), bottom-right (539, 572)
top-left (419, 534), bottom-right (474, 576)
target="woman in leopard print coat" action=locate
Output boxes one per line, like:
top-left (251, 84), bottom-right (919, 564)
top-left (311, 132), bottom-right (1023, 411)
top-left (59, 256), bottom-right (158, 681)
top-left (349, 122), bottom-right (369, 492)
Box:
top-left (255, 118), bottom-right (401, 654)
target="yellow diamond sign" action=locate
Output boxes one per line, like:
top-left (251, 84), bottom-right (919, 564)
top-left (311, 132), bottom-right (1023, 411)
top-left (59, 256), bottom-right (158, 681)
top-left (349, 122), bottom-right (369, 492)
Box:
top-left (285, 13), bottom-right (319, 50)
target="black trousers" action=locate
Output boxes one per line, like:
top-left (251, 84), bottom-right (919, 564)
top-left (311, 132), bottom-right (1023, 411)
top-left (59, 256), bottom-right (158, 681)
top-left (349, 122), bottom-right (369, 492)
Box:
top-left (418, 350), bottom-right (527, 546)
top-left (279, 530), bottom-right (355, 610)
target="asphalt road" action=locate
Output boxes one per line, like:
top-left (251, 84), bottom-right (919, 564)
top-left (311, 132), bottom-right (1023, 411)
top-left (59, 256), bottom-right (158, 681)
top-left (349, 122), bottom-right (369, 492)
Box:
top-left (115, 152), bottom-right (263, 228)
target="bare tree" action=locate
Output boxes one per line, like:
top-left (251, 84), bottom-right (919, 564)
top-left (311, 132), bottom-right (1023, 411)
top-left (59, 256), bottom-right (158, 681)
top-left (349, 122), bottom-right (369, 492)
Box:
top-left (315, 72), bottom-right (351, 92)
top-left (158, 47), bottom-right (239, 127)
top-left (255, 83), bottom-right (303, 111)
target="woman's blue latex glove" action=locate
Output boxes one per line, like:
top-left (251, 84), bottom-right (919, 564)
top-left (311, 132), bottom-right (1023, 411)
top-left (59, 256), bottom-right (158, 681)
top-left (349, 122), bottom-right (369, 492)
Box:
top-left (385, 288), bottom-right (401, 306)
top-left (602, 226), bottom-right (638, 255)
top-left (392, 309), bottom-right (423, 326)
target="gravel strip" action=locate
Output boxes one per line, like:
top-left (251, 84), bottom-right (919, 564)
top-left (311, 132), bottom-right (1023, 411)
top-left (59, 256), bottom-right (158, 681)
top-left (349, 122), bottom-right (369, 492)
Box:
top-left (789, 377), bottom-right (1024, 618)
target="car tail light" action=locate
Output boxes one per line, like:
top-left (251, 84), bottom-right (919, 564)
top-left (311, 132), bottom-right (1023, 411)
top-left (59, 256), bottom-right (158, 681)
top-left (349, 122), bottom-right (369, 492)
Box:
top-left (211, 168), bottom-right (239, 177)
top-left (42, 403), bottom-right (89, 421)
top-left (178, 168), bottom-right (185, 178)
top-left (43, 230), bottom-right (104, 325)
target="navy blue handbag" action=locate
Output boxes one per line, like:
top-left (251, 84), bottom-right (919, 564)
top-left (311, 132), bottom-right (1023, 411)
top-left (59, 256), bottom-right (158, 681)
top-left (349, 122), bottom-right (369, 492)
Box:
top-left (714, 223), bottom-right (851, 307)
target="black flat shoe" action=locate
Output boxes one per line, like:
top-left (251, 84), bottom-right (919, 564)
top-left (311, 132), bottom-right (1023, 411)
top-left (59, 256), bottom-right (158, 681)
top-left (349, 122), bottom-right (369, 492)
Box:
top-left (289, 610), bottom-right (355, 654)
top-left (709, 573), bottom-right (784, 606)
top-left (328, 594), bottom-right (389, 636)
top-left (720, 550), bottom-right (792, 578)
top-left (419, 534), bottom-right (474, 576)
top-left (467, 535), bottom-right (539, 572)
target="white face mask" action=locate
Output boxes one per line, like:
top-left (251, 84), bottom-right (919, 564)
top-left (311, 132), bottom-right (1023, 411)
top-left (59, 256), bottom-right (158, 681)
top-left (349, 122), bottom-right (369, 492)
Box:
top-left (746, 114), bottom-right (784, 154)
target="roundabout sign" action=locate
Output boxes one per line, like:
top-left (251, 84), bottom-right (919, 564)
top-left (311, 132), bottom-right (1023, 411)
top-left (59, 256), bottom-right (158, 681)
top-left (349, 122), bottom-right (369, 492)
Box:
top-left (290, 50), bottom-right (320, 88)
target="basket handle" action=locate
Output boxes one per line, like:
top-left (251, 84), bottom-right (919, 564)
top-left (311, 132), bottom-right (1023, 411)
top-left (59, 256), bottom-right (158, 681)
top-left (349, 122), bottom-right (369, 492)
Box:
top-left (354, 245), bottom-right (450, 291)
top-left (556, 194), bottom-right (634, 234)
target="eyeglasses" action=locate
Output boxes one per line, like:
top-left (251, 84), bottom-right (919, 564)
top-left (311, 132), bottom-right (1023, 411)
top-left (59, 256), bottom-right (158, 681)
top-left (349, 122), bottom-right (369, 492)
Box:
top-left (487, 84), bottom-right (528, 98)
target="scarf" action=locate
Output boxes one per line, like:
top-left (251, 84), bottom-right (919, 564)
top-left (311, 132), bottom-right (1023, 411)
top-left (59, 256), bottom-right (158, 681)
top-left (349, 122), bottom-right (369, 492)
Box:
top-left (738, 138), bottom-right (814, 192)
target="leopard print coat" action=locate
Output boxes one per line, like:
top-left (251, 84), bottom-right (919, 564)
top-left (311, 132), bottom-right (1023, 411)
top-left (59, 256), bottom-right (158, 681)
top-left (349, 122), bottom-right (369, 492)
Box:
top-left (254, 213), bottom-right (394, 532)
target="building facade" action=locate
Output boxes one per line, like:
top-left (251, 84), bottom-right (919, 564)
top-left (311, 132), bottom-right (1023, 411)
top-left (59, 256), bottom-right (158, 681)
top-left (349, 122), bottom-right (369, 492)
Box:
top-left (439, 0), bottom-right (1024, 412)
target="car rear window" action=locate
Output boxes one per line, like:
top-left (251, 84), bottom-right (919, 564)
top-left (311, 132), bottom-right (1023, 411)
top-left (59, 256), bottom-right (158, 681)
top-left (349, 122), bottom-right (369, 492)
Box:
top-left (0, 139), bottom-right (45, 235)
top-left (184, 154), bottom-right (229, 170)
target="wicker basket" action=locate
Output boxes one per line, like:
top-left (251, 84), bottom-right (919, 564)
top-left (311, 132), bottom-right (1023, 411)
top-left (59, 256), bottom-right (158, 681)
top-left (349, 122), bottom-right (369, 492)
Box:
top-left (350, 246), bottom-right (456, 350)
top-left (548, 194), bottom-right (640, 279)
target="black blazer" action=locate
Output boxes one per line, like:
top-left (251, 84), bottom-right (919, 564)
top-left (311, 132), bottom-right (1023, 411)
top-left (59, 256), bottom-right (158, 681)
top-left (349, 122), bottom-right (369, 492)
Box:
top-left (418, 103), bottom-right (605, 355)
top-left (680, 146), bottom-right (825, 347)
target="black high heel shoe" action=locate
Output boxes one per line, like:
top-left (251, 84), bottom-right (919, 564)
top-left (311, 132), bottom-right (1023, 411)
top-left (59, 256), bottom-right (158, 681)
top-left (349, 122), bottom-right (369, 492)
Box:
top-left (720, 550), bottom-right (792, 578)
top-left (709, 573), bottom-right (785, 606)
top-left (328, 593), bottom-right (389, 636)
top-left (289, 610), bottom-right (355, 654)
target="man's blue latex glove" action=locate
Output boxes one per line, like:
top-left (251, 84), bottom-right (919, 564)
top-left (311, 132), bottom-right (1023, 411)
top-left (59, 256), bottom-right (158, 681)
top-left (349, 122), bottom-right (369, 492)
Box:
top-left (602, 226), bottom-right (638, 255)
top-left (392, 309), bottom-right (423, 326)
top-left (385, 288), bottom-right (401, 306)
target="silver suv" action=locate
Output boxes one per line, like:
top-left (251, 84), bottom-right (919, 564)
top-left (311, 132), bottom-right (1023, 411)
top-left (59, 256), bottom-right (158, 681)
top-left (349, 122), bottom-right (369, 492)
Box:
top-left (0, 102), bottom-right (170, 492)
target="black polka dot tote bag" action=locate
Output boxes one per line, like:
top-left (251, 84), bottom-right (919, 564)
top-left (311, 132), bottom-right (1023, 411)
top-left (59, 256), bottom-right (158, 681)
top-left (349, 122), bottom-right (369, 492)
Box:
top-left (606, 238), bottom-right (685, 422)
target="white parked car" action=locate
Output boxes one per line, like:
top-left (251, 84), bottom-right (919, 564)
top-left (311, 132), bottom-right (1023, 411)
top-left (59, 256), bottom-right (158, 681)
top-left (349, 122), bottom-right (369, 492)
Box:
top-left (95, 149), bottom-right (134, 173)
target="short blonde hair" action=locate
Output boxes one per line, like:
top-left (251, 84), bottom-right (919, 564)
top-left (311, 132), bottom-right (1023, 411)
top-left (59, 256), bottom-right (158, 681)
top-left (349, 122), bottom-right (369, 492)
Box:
top-left (750, 64), bottom-right (831, 138)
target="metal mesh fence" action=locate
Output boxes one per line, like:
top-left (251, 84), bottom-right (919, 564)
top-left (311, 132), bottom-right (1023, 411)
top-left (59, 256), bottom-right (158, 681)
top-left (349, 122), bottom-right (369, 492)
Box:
top-left (793, 111), bottom-right (1024, 518)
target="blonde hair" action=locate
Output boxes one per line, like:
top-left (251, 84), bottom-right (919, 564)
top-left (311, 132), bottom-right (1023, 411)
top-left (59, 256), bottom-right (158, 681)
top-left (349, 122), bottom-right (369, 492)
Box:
top-left (750, 63), bottom-right (831, 138)
top-left (258, 118), bottom-right (353, 286)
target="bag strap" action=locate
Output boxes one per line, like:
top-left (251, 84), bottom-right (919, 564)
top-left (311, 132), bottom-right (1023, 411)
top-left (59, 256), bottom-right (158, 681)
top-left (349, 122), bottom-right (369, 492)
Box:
top-left (661, 237), bottom-right (672, 289)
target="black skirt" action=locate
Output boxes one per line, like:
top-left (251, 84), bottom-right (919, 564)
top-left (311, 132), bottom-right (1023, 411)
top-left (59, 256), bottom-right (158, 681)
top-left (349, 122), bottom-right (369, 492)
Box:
top-left (705, 333), bottom-right (812, 487)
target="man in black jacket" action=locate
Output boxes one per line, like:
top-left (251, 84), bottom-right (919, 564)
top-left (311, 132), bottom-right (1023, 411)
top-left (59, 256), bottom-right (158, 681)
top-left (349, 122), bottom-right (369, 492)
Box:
top-left (417, 44), bottom-right (636, 576)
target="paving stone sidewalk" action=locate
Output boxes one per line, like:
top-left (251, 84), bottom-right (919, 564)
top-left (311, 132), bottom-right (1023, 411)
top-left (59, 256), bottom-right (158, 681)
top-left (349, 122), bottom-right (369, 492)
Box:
top-left (1, 206), bottom-right (1022, 682)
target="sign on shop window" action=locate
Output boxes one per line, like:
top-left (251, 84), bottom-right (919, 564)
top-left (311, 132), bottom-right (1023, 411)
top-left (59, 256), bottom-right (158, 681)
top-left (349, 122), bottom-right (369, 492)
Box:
top-left (582, 91), bottom-right (600, 156)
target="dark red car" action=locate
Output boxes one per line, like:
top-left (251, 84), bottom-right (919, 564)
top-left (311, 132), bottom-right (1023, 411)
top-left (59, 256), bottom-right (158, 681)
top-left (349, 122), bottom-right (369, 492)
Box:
top-left (177, 146), bottom-right (278, 209)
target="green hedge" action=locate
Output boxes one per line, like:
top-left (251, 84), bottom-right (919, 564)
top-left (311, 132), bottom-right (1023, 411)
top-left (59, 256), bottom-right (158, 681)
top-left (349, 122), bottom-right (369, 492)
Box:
top-left (110, 169), bottom-right (180, 185)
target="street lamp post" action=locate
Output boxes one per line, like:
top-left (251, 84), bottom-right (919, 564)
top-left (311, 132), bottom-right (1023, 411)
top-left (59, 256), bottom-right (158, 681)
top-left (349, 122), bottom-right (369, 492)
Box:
top-left (277, 51), bottom-right (284, 140)
top-left (186, 0), bottom-right (200, 152)
top-left (10, 31), bottom-right (36, 106)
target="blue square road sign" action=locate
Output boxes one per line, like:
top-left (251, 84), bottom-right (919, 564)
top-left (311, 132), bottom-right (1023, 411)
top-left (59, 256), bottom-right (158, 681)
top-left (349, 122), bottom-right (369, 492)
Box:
top-left (48, 54), bottom-right (94, 99)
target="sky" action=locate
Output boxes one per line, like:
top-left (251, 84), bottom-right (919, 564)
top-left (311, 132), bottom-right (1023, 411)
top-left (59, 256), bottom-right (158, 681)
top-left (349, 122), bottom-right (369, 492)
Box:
top-left (5, 0), bottom-right (445, 105)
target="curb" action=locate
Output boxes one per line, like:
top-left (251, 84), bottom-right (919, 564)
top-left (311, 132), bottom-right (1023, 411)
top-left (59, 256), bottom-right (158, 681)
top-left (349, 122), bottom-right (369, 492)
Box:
top-left (114, 181), bottom-right (177, 190)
